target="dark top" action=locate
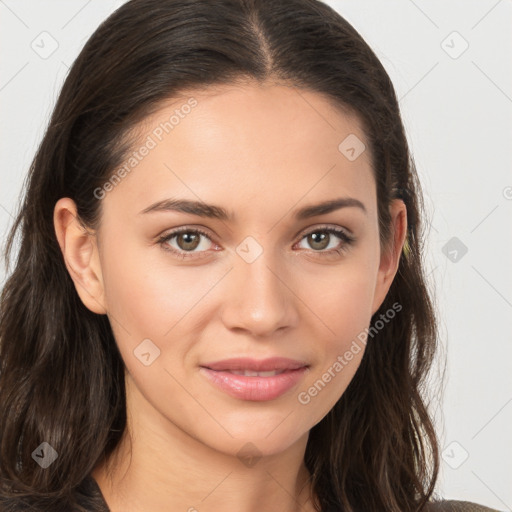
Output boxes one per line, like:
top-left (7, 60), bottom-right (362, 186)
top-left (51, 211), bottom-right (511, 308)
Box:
top-left (76, 475), bottom-right (503, 512)
top-left (0, 475), bottom-right (503, 511)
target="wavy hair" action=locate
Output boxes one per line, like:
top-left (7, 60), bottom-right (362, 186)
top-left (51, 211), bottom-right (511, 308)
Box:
top-left (0, 0), bottom-right (439, 510)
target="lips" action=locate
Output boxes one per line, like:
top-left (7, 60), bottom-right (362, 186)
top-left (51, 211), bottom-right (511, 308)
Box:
top-left (199, 357), bottom-right (310, 401)
top-left (200, 356), bottom-right (308, 372)
top-left (222, 369), bottom-right (286, 377)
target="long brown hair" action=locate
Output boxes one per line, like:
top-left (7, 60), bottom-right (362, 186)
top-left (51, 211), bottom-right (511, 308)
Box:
top-left (0, 0), bottom-right (439, 510)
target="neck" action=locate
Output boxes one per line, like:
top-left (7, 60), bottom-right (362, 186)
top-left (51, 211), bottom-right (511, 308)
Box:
top-left (92, 373), bottom-right (317, 512)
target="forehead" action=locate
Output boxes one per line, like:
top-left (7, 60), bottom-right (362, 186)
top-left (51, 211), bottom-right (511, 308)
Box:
top-left (102, 81), bottom-right (376, 223)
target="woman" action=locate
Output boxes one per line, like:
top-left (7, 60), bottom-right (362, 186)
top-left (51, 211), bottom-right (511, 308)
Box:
top-left (0, 0), bottom-right (501, 511)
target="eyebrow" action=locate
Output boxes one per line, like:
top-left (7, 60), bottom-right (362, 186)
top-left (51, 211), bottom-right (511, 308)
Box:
top-left (139, 196), bottom-right (367, 220)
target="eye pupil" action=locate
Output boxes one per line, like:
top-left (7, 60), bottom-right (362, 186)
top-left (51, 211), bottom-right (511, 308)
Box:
top-left (177, 232), bottom-right (200, 251)
top-left (308, 232), bottom-right (329, 250)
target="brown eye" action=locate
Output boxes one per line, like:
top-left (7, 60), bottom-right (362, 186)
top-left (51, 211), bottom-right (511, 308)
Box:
top-left (175, 232), bottom-right (201, 251)
top-left (306, 232), bottom-right (330, 251)
top-left (296, 227), bottom-right (355, 255)
top-left (157, 228), bottom-right (216, 259)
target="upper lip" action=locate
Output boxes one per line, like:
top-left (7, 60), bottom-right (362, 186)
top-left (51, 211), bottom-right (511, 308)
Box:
top-left (200, 357), bottom-right (309, 372)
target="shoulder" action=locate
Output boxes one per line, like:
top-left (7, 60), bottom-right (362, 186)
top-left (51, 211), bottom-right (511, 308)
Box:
top-left (0, 475), bottom-right (109, 512)
top-left (320, 500), bottom-right (503, 512)
top-left (425, 500), bottom-right (504, 512)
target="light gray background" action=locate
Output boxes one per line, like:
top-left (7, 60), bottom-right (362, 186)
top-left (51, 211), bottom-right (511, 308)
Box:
top-left (1, 1), bottom-right (511, 509)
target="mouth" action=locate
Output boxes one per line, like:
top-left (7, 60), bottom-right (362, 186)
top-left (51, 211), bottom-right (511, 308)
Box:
top-left (213, 369), bottom-right (288, 377)
top-left (198, 357), bottom-right (310, 401)
top-left (200, 356), bottom-right (309, 372)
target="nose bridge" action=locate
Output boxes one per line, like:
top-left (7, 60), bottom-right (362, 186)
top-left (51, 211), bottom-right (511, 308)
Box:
top-left (222, 240), bottom-right (298, 336)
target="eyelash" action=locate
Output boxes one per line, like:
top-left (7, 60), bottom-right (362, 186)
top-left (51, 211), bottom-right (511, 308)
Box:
top-left (157, 225), bottom-right (356, 260)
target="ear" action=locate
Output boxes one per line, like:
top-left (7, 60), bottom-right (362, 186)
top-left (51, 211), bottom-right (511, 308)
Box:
top-left (371, 199), bottom-right (408, 316)
top-left (53, 197), bottom-right (107, 315)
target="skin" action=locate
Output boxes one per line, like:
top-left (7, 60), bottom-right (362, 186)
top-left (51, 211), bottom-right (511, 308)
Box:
top-left (54, 81), bottom-right (407, 512)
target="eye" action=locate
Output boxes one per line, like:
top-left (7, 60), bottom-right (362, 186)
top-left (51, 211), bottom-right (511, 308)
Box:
top-left (294, 226), bottom-right (355, 256)
top-left (157, 225), bottom-right (356, 260)
top-left (157, 227), bottom-right (218, 259)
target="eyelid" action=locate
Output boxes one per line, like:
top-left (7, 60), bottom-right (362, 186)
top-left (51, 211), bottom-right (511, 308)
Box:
top-left (295, 223), bottom-right (354, 241)
top-left (158, 223), bottom-right (353, 243)
top-left (157, 225), bottom-right (219, 246)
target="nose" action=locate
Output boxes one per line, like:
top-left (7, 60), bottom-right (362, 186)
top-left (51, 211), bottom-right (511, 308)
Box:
top-left (220, 251), bottom-right (299, 338)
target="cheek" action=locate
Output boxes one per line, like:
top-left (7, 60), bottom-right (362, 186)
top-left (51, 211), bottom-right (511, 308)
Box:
top-left (296, 259), bottom-right (377, 413)
top-left (306, 256), bottom-right (377, 340)
top-left (100, 235), bottom-right (196, 332)
top-left (99, 236), bottom-right (225, 370)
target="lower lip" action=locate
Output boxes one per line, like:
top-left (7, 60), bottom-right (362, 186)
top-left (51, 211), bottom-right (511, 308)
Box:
top-left (199, 367), bottom-right (309, 401)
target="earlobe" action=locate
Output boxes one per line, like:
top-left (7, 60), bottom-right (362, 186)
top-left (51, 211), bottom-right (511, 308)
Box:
top-left (53, 197), bottom-right (107, 315)
top-left (371, 199), bottom-right (408, 316)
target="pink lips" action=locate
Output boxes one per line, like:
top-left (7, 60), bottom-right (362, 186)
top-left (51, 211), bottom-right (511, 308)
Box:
top-left (199, 357), bottom-right (309, 401)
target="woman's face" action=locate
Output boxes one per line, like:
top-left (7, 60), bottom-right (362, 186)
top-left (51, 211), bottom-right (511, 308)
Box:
top-left (57, 82), bottom-right (406, 458)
